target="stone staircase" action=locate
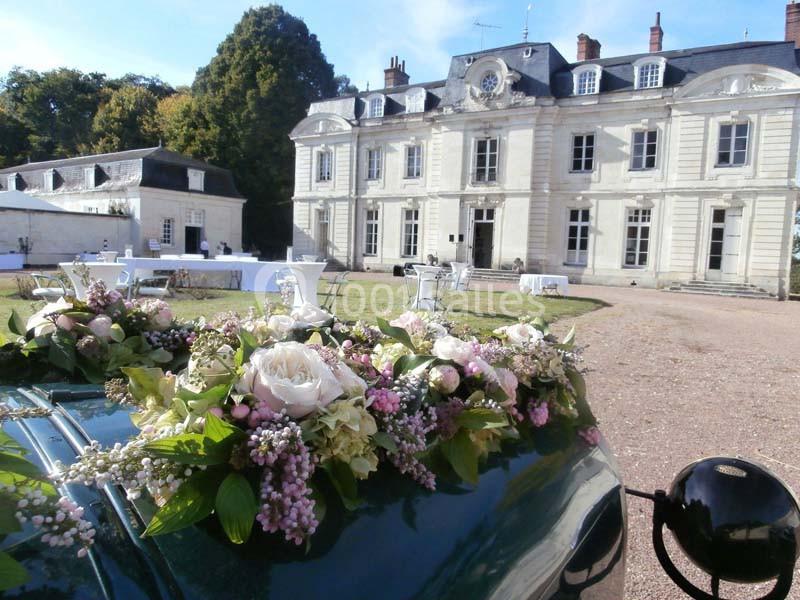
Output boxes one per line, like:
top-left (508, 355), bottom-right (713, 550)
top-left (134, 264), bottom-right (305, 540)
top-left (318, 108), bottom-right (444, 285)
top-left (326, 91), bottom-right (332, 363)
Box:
top-left (470, 268), bottom-right (522, 282)
top-left (666, 280), bottom-right (774, 299)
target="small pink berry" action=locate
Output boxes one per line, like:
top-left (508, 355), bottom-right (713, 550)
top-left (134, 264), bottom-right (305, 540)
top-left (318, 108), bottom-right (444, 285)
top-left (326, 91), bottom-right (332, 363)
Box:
top-left (231, 404), bottom-right (250, 420)
top-left (208, 407), bottom-right (224, 418)
top-left (342, 339), bottom-right (353, 350)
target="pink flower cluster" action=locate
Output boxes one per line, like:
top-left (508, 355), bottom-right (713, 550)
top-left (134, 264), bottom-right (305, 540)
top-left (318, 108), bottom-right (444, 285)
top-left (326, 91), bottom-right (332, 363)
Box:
top-left (528, 402), bottom-right (549, 427)
top-left (367, 388), bottom-right (401, 413)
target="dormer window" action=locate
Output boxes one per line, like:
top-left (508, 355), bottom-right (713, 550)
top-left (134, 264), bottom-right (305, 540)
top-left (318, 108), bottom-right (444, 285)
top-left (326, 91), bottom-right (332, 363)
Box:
top-left (43, 169), bottom-right (55, 192)
top-left (480, 71), bottom-right (500, 93)
top-left (405, 87), bottom-right (426, 113)
top-left (573, 64), bottom-right (601, 95)
top-left (84, 166), bottom-right (96, 188)
top-left (187, 168), bottom-right (205, 192)
top-left (366, 94), bottom-right (385, 118)
top-left (6, 173), bottom-right (20, 191)
top-left (633, 56), bottom-right (667, 90)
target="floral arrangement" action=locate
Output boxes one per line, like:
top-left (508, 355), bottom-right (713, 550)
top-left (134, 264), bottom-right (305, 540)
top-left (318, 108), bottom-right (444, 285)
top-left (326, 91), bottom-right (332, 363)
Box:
top-left (0, 280), bottom-right (192, 384)
top-left (48, 301), bottom-right (598, 548)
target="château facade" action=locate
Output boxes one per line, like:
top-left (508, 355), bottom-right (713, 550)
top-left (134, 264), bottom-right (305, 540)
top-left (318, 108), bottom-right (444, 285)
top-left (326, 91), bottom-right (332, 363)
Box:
top-left (291, 7), bottom-right (800, 298)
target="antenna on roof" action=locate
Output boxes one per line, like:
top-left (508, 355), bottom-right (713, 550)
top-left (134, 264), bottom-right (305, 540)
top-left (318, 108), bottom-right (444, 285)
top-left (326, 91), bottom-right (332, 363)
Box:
top-left (366, 81), bottom-right (370, 92)
top-left (523, 4), bottom-right (532, 43)
top-left (474, 21), bottom-right (502, 50)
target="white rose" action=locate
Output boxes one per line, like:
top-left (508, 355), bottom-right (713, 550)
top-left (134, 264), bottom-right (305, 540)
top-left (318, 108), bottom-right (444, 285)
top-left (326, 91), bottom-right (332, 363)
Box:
top-left (237, 341), bottom-right (343, 418)
top-left (432, 335), bottom-right (476, 366)
top-left (26, 299), bottom-right (72, 337)
top-left (332, 363), bottom-right (368, 398)
top-left (290, 303), bottom-right (333, 328)
top-left (429, 365), bottom-right (460, 394)
top-left (88, 315), bottom-right (113, 340)
top-left (495, 323), bottom-right (544, 347)
top-left (267, 314), bottom-right (296, 339)
top-left (389, 311), bottom-right (425, 336)
top-left (188, 344), bottom-right (235, 389)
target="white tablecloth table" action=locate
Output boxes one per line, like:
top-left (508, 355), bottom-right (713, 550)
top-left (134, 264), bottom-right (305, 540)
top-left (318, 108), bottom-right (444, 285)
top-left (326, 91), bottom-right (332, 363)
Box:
top-left (286, 262), bottom-right (327, 307)
top-left (410, 265), bottom-right (443, 310)
top-left (519, 274), bottom-right (570, 296)
top-left (59, 262), bottom-right (126, 298)
top-left (449, 262), bottom-right (469, 290)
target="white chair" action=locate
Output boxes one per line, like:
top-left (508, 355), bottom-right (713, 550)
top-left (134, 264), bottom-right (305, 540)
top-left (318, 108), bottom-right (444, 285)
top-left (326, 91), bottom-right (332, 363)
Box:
top-left (456, 266), bottom-right (474, 292)
top-left (31, 273), bottom-right (72, 301)
top-left (116, 270), bottom-right (132, 298)
top-left (134, 275), bottom-right (172, 298)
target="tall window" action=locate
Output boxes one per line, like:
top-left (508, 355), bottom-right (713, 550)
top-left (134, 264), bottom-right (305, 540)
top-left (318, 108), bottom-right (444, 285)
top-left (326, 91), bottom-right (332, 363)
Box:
top-left (717, 122), bottom-right (749, 167)
top-left (364, 209), bottom-right (379, 256)
top-left (405, 145), bottom-right (422, 178)
top-left (402, 209), bottom-right (420, 257)
top-left (474, 138), bottom-right (498, 182)
top-left (572, 134), bottom-right (595, 172)
top-left (367, 148), bottom-right (382, 180)
top-left (637, 63), bottom-right (661, 89)
top-left (566, 209), bottom-right (590, 265)
top-left (161, 218), bottom-right (174, 246)
top-left (577, 70), bottom-right (597, 95)
top-left (631, 130), bottom-right (658, 170)
top-left (317, 151), bottom-right (332, 181)
top-left (368, 97), bottom-right (384, 118)
top-left (624, 209), bottom-right (651, 267)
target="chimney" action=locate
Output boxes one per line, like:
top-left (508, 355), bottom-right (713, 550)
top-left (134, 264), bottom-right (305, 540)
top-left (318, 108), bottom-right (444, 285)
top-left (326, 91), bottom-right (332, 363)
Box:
top-left (384, 56), bottom-right (410, 88)
top-left (786, 1), bottom-right (800, 48)
top-left (576, 33), bottom-right (601, 61)
top-left (650, 12), bottom-right (663, 52)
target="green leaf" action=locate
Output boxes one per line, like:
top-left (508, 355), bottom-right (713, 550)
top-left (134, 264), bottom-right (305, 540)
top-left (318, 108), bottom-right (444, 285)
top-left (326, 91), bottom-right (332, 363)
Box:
top-left (238, 330), bottom-right (259, 363)
top-left (566, 369), bottom-right (597, 427)
top-left (0, 471), bottom-right (56, 497)
top-left (121, 367), bottom-right (163, 400)
top-left (176, 383), bottom-right (230, 403)
top-left (392, 354), bottom-right (435, 378)
top-left (441, 430), bottom-right (479, 485)
top-left (144, 433), bottom-right (231, 465)
top-left (147, 347), bottom-right (173, 363)
top-left (7, 310), bottom-right (25, 337)
top-left (376, 317), bottom-right (417, 352)
top-left (143, 469), bottom-right (219, 537)
top-left (48, 330), bottom-right (76, 374)
top-left (22, 335), bottom-right (51, 352)
top-left (0, 551), bottom-right (29, 591)
top-left (372, 431), bottom-right (398, 453)
top-left (0, 431), bottom-right (27, 456)
top-left (203, 412), bottom-right (246, 444)
top-left (560, 325), bottom-right (576, 348)
top-left (456, 408), bottom-right (508, 430)
top-left (310, 482), bottom-right (326, 525)
top-left (0, 451), bottom-right (44, 479)
top-left (0, 497), bottom-right (21, 534)
top-left (215, 473), bottom-right (257, 544)
top-left (323, 459), bottom-right (362, 510)
top-left (108, 323), bottom-right (126, 343)
top-left (0, 332), bottom-right (6, 346)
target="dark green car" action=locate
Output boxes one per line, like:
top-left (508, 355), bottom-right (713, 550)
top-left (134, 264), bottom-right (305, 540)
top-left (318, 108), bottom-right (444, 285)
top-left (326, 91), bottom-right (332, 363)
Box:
top-left (1, 384), bottom-right (626, 599)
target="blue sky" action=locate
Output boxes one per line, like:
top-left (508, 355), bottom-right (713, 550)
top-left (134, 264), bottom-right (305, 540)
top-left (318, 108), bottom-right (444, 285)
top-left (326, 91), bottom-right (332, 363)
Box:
top-left (0, 0), bottom-right (791, 89)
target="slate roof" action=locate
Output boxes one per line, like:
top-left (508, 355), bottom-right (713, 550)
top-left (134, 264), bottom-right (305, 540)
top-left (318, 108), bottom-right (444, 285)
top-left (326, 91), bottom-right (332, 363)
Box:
top-left (0, 147), bottom-right (243, 199)
top-left (308, 40), bottom-right (800, 119)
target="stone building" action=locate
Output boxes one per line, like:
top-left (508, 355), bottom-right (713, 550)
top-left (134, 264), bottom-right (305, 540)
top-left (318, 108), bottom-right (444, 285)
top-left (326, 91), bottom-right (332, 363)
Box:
top-left (290, 5), bottom-right (800, 298)
top-left (0, 147), bottom-right (245, 263)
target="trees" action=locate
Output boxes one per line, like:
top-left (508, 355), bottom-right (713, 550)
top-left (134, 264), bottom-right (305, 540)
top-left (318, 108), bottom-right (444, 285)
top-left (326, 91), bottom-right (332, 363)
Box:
top-left (176, 5), bottom-right (338, 255)
top-left (91, 86), bottom-right (160, 153)
top-left (0, 108), bottom-right (31, 168)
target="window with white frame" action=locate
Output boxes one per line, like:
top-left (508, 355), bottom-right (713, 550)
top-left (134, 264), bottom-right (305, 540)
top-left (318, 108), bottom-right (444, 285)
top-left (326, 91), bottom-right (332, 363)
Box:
top-left (717, 122), bottom-right (749, 167)
top-left (474, 137), bottom-right (498, 182)
top-left (84, 166), bottom-right (97, 188)
top-left (6, 174), bottom-right (17, 191)
top-left (577, 69), bottom-right (597, 95)
top-left (631, 130), bottom-right (658, 170)
top-left (402, 208), bottom-right (420, 257)
top-left (43, 169), bottom-right (55, 192)
top-left (185, 209), bottom-right (204, 227)
top-left (566, 208), bottom-right (590, 265)
top-left (366, 148), bottom-right (382, 180)
top-left (161, 218), bottom-right (174, 246)
top-left (317, 150), bottom-right (332, 181)
top-left (364, 209), bottom-right (379, 256)
top-left (187, 168), bottom-right (205, 192)
top-left (571, 134), bottom-right (595, 172)
top-left (624, 208), bottom-right (651, 267)
top-left (634, 57), bottom-right (666, 90)
top-left (405, 88), bottom-right (426, 113)
top-left (367, 96), bottom-right (384, 118)
top-left (405, 145), bottom-right (422, 178)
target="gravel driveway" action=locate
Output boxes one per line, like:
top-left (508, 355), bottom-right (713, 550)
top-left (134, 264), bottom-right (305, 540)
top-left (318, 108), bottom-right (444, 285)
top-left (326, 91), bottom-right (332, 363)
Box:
top-left (553, 285), bottom-right (800, 599)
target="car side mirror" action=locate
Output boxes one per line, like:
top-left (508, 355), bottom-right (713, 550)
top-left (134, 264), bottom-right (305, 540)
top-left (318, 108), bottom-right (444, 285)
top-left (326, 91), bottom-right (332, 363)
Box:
top-left (627, 457), bottom-right (800, 600)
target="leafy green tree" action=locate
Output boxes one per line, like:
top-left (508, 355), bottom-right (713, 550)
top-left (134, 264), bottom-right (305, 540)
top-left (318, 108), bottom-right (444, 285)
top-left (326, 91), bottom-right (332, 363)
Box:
top-left (91, 86), bottom-right (160, 153)
top-left (334, 75), bottom-right (359, 96)
top-left (2, 68), bottom-right (106, 159)
top-left (177, 4), bottom-right (338, 254)
top-left (0, 108), bottom-right (31, 168)
top-left (107, 73), bottom-right (175, 99)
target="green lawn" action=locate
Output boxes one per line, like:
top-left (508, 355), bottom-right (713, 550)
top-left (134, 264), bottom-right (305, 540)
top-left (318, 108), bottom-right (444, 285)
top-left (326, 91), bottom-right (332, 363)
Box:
top-left (0, 275), bottom-right (607, 339)
top-left (791, 260), bottom-right (800, 296)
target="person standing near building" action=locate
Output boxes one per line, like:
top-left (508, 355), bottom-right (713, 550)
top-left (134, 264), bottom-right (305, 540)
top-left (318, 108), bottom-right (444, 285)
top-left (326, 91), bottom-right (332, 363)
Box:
top-left (222, 242), bottom-right (233, 255)
top-left (200, 239), bottom-right (210, 259)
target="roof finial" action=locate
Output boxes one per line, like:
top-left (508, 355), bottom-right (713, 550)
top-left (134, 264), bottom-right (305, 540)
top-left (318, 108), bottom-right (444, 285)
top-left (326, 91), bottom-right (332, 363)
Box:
top-left (743, 27), bottom-right (749, 41)
top-left (523, 3), bottom-right (532, 42)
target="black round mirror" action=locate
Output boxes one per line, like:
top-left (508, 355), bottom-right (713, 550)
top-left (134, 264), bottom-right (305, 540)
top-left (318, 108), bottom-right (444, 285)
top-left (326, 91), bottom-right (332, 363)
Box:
top-left (629, 456), bottom-right (800, 600)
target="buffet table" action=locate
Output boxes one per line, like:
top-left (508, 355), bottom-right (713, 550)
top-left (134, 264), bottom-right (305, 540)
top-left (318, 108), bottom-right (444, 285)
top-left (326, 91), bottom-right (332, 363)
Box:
top-left (519, 274), bottom-right (570, 296)
top-left (59, 262), bottom-right (126, 298)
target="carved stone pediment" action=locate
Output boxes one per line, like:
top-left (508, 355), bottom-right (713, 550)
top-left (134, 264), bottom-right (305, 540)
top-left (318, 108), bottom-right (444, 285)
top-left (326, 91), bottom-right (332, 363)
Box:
top-left (676, 65), bottom-right (800, 99)
top-left (290, 113), bottom-right (352, 139)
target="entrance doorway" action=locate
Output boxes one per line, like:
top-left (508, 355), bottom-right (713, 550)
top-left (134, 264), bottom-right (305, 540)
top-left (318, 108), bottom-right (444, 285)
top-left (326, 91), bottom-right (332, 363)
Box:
top-left (471, 208), bottom-right (494, 268)
top-left (706, 207), bottom-right (742, 281)
top-left (316, 209), bottom-right (329, 259)
top-left (185, 226), bottom-right (201, 254)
